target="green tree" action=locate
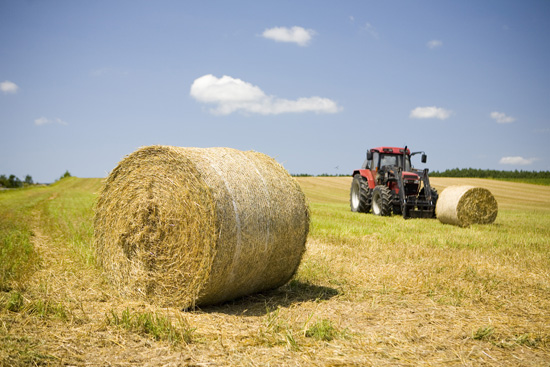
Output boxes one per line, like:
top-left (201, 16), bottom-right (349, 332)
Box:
top-left (24, 175), bottom-right (33, 185)
top-left (8, 175), bottom-right (22, 188)
top-left (60, 170), bottom-right (72, 180)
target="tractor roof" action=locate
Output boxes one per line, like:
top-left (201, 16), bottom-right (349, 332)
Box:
top-left (370, 147), bottom-right (410, 155)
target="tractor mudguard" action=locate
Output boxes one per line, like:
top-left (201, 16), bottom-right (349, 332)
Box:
top-left (353, 169), bottom-right (376, 189)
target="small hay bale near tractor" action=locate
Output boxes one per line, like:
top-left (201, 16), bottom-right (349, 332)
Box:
top-left (435, 185), bottom-right (498, 227)
top-left (349, 146), bottom-right (497, 225)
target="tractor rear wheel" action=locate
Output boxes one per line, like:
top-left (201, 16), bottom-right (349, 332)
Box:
top-left (372, 185), bottom-right (392, 216)
top-left (350, 174), bottom-right (372, 213)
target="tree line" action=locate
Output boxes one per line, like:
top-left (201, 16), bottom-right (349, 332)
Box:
top-left (0, 171), bottom-right (72, 188)
top-left (429, 168), bottom-right (550, 179)
top-left (0, 174), bottom-right (33, 188)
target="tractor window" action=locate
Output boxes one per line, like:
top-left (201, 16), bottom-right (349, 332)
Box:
top-left (380, 154), bottom-right (398, 167)
top-left (404, 156), bottom-right (412, 171)
top-left (378, 154), bottom-right (412, 171)
top-left (372, 152), bottom-right (379, 169)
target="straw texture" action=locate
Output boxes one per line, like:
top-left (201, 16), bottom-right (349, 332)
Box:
top-left (436, 185), bottom-right (498, 227)
top-left (94, 146), bottom-right (309, 308)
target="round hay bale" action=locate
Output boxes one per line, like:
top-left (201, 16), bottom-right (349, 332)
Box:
top-left (436, 185), bottom-right (498, 227)
top-left (94, 145), bottom-right (309, 308)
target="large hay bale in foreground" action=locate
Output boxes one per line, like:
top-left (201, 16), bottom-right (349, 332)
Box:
top-left (94, 145), bottom-right (309, 308)
top-left (436, 185), bottom-right (498, 227)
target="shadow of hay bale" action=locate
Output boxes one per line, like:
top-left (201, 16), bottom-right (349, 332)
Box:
top-left (195, 280), bottom-right (339, 316)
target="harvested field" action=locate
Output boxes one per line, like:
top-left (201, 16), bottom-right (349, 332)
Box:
top-left (1, 176), bottom-right (549, 366)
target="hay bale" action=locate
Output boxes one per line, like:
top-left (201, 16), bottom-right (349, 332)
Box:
top-left (94, 145), bottom-right (309, 308)
top-left (436, 185), bottom-right (498, 227)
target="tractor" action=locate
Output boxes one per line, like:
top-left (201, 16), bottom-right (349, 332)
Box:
top-left (350, 146), bottom-right (438, 219)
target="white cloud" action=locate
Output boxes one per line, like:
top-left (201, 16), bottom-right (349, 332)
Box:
top-left (363, 22), bottom-right (379, 39)
top-left (490, 111), bottom-right (516, 123)
top-left (409, 106), bottom-right (452, 120)
top-left (499, 156), bottom-right (536, 165)
top-left (34, 117), bottom-right (49, 126)
top-left (348, 17), bottom-right (379, 39)
top-left (34, 117), bottom-right (68, 126)
top-left (427, 40), bottom-right (443, 49)
top-left (191, 74), bottom-right (264, 103)
top-left (262, 26), bottom-right (315, 46)
top-left (190, 74), bottom-right (341, 115)
top-left (1, 80), bottom-right (19, 94)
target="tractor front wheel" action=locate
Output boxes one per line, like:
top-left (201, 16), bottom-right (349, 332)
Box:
top-left (372, 185), bottom-right (392, 216)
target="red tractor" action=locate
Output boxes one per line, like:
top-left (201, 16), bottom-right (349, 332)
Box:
top-left (350, 146), bottom-right (438, 218)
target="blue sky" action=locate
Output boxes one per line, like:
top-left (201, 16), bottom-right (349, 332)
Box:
top-left (1, 0), bottom-right (549, 183)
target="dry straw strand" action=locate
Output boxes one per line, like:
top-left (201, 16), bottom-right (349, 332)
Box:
top-left (94, 146), bottom-right (309, 309)
top-left (436, 185), bottom-right (498, 227)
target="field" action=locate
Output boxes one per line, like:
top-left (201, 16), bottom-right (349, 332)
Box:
top-left (1, 176), bottom-right (549, 366)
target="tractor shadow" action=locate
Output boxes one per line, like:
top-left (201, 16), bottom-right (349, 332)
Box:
top-left (193, 280), bottom-right (339, 317)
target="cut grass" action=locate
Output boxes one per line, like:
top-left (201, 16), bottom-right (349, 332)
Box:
top-left (0, 178), bottom-right (104, 365)
top-left (1, 176), bottom-right (549, 365)
top-left (0, 187), bottom-right (47, 290)
top-left (0, 178), bottom-right (101, 290)
top-left (106, 308), bottom-right (195, 344)
top-left (305, 318), bottom-right (339, 341)
top-left (38, 177), bottom-right (102, 266)
top-left (293, 177), bottom-right (550, 360)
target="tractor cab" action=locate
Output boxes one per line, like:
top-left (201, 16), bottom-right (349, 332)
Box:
top-left (362, 147), bottom-right (425, 172)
